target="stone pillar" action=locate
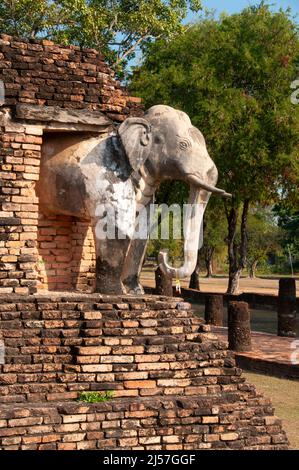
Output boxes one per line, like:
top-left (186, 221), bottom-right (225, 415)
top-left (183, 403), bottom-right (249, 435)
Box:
top-left (277, 278), bottom-right (297, 338)
top-left (155, 266), bottom-right (173, 297)
top-left (228, 301), bottom-right (252, 352)
top-left (205, 294), bottom-right (224, 326)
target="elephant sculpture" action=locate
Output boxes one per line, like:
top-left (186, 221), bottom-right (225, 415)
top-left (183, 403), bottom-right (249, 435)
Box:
top-left (38, 105), bottom-right (230, 294)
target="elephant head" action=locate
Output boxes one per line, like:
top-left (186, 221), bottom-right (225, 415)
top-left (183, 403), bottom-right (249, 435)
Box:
top-left (118, 105), bottom-right (231, 280)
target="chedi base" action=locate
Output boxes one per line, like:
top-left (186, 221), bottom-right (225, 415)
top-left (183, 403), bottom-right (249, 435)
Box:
top-left (0, 293), bottom-right (288, 450)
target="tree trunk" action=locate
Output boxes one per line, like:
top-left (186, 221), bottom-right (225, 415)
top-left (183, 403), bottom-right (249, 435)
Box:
top-left (227, 267), bottom-right (242, 294)
top-left (248, 260), bottom-right (258, 279)
top-left (226, 205), bottom-right (238, 294)
top-left (226, 199), bottom-right (250, 295)
top-left (205, 247), bottom-right (214, 278)
top-left (189, 252), bottom-right (200, 290)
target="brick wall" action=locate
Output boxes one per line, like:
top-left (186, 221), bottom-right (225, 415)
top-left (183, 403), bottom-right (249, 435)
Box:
top-left (0, 122), bottom-right (42, 294)
top-left (0, 34), bottom-right (142, 294)
top-left (0, 296), bottom-right (204, 402)
top-left (0, 294), bottom-right (289, 450)
top-left (0, 33), bottom-right (140, 118)
top-left (0, 399), bottom-right (287, 450)
top-left (37, 216), bottom-right (95, 292)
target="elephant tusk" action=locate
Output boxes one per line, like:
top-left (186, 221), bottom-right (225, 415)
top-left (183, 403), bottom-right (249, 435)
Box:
top-left (158, 249), bottom-right (198, 279)
top-left (187, 174), bottom-right (232, 198)
top-left (158, 188), bottom-right (206, 280)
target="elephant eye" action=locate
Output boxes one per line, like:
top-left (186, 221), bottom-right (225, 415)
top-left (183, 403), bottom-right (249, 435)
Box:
top-left (178, 138), bottom-right (192, 151)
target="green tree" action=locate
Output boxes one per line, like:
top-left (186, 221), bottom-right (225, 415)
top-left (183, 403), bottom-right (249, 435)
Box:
top-left (0, 0), bottom-right (201, 72)
top-left (0, 1), bottom-right (58, 38)
top-left (246, 208), bottom-right (282, 278)
top-left (146, 180), bottom-right (188, 264)
top-left (188, 201), bottom-right (227, 290)
top-left (131, 4), bottom-right (299, 293)
top-left (273, 204), bottom-right (299, 272)
top-left (201, 200), bottom-right (227, 278)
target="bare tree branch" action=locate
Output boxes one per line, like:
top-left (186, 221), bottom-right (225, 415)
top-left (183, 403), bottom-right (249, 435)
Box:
top-left (108, 12), bottom-right (118, 32)
top-left (115, 34), bottom-right (150, 65)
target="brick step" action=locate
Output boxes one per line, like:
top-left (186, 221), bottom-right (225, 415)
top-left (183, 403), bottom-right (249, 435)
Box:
top-left (2, 330), bottom-right (204, 351)
top-left (0, 334), bottom-right (235, 403)
top-left (0, 325), bottom-right (221, 364)
top-left (0, 317), bottom-right (203, 336)
top-left (0, 293), bottom-right (289, 449)
top-left (1, 326), bottom-right (219, 363)
top-left (0, 364), bottom-right (243, 403)
top-left (1, 329), bottom-right (223, 368)
top-left (2, 332), bottom-right (209, 354)
top-left (0, 394), bottom-right (288, 450)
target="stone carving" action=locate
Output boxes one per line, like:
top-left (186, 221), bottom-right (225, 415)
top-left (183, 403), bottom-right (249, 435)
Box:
top-left (39, 105), bottom-right (230, 294)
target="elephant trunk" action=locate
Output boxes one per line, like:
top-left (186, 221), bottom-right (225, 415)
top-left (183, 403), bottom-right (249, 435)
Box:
top-left (158, 186), bottom-right (205, 279)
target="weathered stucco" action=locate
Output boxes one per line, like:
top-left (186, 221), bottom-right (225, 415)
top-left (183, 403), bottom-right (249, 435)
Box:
top-left (38, 105), bottom-right (230, 294)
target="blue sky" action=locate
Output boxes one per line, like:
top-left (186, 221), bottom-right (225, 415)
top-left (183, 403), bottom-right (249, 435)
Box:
top-left (192, 0), bottom-right (299, 18)
top-left (132, 1), bottom-right (298, 68)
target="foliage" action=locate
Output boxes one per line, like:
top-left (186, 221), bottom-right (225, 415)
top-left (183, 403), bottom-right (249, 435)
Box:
top-left (131, 4), bottom-right (299, 290)
top-left (199, 198), bottom-right (227, 275)
top-left (245, 207), bottom-right (283, 276)
top-left (146, 181), bottom-right (188, 263)
top-left (132, 5), bottom-right (299, 202)
top-left (0, 1), bottom-right (58, 39)
top-left (77, 390), bottom-right (114, 403)
top-left (0, 0), bottom-right (202, 72)
top-left (146, 181), bottom-right (227, 273)
top-left (273, 204), bottom-right (299, 271)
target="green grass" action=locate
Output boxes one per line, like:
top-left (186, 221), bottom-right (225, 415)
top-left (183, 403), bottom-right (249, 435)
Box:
top-left (77, 391), bottom-right (114, 403)
top-left (245, 372), bottom-right (299, 450)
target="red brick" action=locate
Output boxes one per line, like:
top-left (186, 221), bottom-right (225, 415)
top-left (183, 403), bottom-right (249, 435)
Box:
top-left (124, 380), bottom-right (156, 389)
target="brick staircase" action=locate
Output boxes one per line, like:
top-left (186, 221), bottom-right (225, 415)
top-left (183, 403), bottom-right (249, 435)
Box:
top-left (0, 294), bottom-right (289, 450)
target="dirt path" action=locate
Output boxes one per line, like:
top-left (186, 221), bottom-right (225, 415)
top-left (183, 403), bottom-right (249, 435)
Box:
top-left (141, 273), bottom-right (299, 296)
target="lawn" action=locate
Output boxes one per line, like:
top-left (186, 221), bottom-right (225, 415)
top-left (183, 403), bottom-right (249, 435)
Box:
top-left (245, 372), bottom-right (299, 450)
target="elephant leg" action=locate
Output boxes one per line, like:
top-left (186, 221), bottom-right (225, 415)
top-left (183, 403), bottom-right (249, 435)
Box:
top-left (91, 195), bottom-right (136, 294)
top-left (122, 238), bottom-right (148, 294)
top-left (93, 236), bottom-right (131, 295)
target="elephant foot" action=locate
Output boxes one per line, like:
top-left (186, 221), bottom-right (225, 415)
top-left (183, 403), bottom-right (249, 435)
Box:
top-left (95, 277), bottom-right (127, 295)
top-left (123, 276), bottom-right (145, 295)
top-left (128, 285), bottom-right (145, 295)
top-left (95, 255), bottom-right (129, 295)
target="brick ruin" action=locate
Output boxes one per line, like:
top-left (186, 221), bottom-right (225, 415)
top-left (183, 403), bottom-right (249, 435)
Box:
top-left (0, 294), bottom-right (288, 450)
top-left (0, 35), bottom-right (289, 451)
top-left (0, 34), bottom-right (142, 295)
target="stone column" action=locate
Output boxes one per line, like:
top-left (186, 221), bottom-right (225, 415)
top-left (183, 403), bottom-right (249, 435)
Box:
top-left (155, 266), bottom-right (173, 297)
top-left (228, 301), bottom-right (252, 352)
top-left (277, 278), bottom-right (297, 337)
top-left (205, 294), bottom-right (224, 326)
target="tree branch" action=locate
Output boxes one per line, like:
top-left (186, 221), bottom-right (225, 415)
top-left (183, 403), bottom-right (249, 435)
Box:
top-left (115, 34), bottom-right (150, 65)
top-left (108, 13), bottom-right (118, 32)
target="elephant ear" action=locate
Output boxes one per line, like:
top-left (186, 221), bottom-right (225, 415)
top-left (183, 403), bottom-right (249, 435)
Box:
top-left (118, 117), bottom-right (152, 171)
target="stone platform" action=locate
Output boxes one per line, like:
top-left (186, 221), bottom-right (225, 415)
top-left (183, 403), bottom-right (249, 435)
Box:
top-left (0, 293), bottom-right (288, 450)
top-left (212, 327), bottom-right (299, 380)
